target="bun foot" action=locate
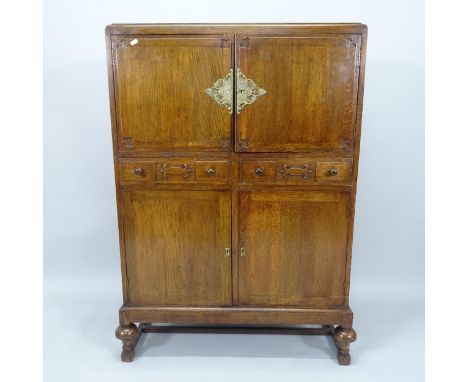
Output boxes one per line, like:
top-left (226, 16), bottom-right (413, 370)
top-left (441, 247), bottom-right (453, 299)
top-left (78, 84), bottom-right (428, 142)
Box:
top-left (337, 352), bottom-right (351, 366)
top-left (121, 348), bottom-right (136, 362)
top-left (333, 326), bottom-right (357, 366)
top-left (115, 323), bottom-right (141, 362)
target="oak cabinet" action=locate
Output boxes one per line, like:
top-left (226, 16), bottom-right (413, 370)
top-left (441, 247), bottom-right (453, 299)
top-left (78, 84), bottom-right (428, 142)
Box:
top-left (106, 23), bottom-right (367, 366)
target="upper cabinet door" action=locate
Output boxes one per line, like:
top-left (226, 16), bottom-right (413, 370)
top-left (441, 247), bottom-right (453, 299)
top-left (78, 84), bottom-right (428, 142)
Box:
top-left (112, 35), bottom-right (233, 151)
top-left (235, 34), bottom-right (362, 152)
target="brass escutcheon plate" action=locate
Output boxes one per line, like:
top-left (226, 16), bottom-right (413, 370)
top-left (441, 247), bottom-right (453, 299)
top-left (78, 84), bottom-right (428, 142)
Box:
top-left (205, 69), bottom-right (266, 114)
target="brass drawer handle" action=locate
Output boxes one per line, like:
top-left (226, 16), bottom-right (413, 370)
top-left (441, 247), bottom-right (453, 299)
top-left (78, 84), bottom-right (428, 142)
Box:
top-left (134, 168), bottom-right (145, 177)
top-left (328, 168), bottom-right (338, 176)
top-left (255, 168), bottom-right (264, 176)
top-left (207, 168), bottom-right (216, 176)
top-left (160, 163), bottom-right (192, 178)
top-left (240, 248), bottom-right (246, 257)
top-left (279, 164), bottom-right (313, 179)
top-left (225, 248), bottom-right (231, 257)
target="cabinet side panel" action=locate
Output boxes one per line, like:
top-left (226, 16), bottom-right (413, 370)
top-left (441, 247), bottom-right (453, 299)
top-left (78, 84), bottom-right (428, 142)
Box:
top-left (344, 26), bottom-right (368, 304)
top-left (106, 26), bottom-right (129, 303)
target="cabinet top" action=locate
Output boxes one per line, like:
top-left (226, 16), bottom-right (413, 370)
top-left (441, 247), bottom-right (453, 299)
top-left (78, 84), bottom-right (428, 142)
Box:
top-left (106, 23), bottom-right (367, 35)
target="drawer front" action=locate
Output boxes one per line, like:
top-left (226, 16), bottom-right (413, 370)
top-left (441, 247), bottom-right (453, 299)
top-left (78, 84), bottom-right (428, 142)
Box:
top-left (121, 160), bottom-right (156, 182)
top-left (315, 162), bottom-right (351, 183)
top-left (316, 161), bottom-right (351, 183)
top-left (195, 160), bottom-right (230, 182)
top-left (241, 160), bottom-right (277, 182)
top-left (240, 158), bottom-right (352, 185)
top-left (120, 158), bottom-right (231, 184)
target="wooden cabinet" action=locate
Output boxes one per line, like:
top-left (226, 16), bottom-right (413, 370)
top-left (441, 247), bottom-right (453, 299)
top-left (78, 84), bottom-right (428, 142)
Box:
top-left (106, 23), bottom-right (367, 366)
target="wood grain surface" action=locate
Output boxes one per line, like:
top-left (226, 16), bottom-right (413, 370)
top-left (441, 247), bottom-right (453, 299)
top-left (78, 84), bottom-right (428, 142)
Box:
top-left (122, 190), bottom-right (232, 306)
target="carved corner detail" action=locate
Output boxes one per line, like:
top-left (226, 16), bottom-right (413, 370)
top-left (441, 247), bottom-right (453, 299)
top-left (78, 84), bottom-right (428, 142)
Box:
top-left (219, 37), bottom-right (230, 49)
top-left (238, 138), bottom-right (250, 150)
top-left (240, 37), bottom-right (250, 48)
top-left (122, 137), bottom-right (134, 149)
top-left (340, 138), bottom-right (350, 148)
top-left (114, 38), bottom-right (139, 50)
top-left (220, 137), bottom-right (231, 148)
top-left (345, 37), bottom-right (358, 48)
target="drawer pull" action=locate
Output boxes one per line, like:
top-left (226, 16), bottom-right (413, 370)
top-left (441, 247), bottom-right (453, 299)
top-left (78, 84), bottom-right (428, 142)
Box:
top-left (207, 168), bottom-right (216, 176)
top-left (328, 168), bottom-right (338, 176)
top-left (279, 164), bottom-right (313, 179)
top-left (134, 168), bottom-right (145, 177)
top-left (160, 163), bottom-right (191, 178)
top-left (225, 247), bottom-right (231, 257)
top-left (240, 248), bottom-right (247, 257)
top-left (255, 168), bottom-right (264, 176)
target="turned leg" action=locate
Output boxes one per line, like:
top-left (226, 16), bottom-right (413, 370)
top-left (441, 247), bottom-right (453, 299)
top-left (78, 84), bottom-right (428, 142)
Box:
top-left (115, 323), bottom-right (141, 362)
top-left (333, 326), bottom-right (357, 365)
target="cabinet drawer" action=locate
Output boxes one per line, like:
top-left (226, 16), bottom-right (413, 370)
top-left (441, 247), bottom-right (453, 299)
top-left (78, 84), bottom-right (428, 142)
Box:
top-left (120, 160), bottom-right (156, 182)
top-left (195, 161), bottom-right (230, 182)
top-left (120, 158), bottom-right (232, 184)
top-left (156, 160), bottom-right (195, 183)
top-left (241, 160), bottom-right (277, 182)
top-left (316, 161), bottom-right (351, 183)
top-left (239, 158), bottom-right (352, 186)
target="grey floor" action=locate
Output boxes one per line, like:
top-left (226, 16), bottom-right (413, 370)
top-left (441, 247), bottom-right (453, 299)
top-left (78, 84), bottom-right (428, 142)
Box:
top-left (44, 278), bottom-right (423, 382)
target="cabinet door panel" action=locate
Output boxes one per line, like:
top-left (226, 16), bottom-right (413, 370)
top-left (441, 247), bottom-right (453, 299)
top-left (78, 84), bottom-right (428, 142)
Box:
top-left (113, 35), bottom-right (233, 151)
top-left (123, 190), bottom-right (231, 306)
top-left (238, 191), bottom-right (350, 306)
top-left (236, 35), bottom-right (361, 152)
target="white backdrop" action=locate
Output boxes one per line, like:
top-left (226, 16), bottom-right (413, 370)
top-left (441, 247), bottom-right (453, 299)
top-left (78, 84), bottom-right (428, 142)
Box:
top-left (44, 1), bottom-right (424, 381)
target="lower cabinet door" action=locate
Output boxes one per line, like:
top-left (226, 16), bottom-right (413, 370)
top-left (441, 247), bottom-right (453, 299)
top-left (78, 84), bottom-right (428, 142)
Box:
top-left (238, 191), bottom-right (350, 306)
top-left (123, 190), bottom-right (232, 306)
